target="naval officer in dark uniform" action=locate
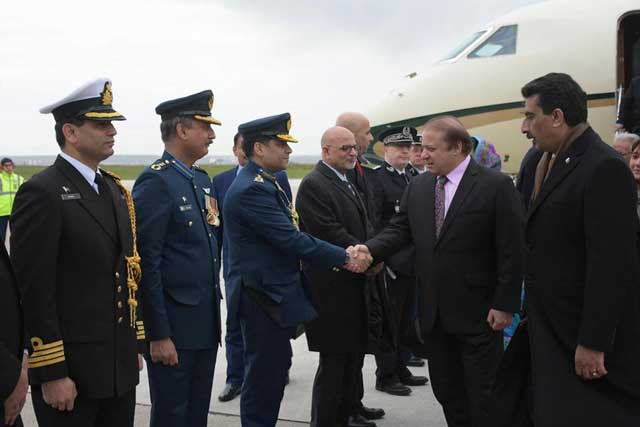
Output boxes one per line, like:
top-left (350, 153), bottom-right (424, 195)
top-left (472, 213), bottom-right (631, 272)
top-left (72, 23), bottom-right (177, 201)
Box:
top-left (370, 126), bottom-right (428, 396)
top-left (223, 113), bottom-right (371, 427)
top-left (10, 78), bottom-right (146, 427)
top-left (132, 90), bottom-right (222, 427)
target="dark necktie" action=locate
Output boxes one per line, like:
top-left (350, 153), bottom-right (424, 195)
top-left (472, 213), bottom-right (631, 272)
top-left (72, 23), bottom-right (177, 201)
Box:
top-left (343, 179), bottom-right (356, 197)
top-left (435, 175), bottom-right (448, 238)
top-left (94, 174), bottom-right (111, 200)
top-left (400, 172), bottom-right (409, 184)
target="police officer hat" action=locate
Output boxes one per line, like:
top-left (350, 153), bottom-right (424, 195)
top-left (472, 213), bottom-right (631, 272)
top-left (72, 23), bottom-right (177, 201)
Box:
top-left (40, 78), bottom-right (126, 123)
top-left (379, 126), bottom-right (416, 146)
top-left (413, 132), bottom-right (422, 145)
top-left (238, 113), bottom-right (298, 143)
top-left (155, 90), bottom-right (221, 125)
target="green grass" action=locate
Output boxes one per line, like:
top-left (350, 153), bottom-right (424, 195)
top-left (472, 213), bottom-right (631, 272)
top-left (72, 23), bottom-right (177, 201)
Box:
top-left (16, 163), bottom-right (316, 180)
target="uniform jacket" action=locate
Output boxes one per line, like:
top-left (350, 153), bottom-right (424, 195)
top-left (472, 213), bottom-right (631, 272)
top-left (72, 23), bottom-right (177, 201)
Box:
top-left (366, 158), bottom-right (524, 338)
top-left (297, 162), bottom-right (378, 353)
top-left (0, 244), bottom-right (23, 422)
top-left (524, 127), bottom-right (640, 426)
top-left (133, 151), bottom-right (221, 350)
top-left (211, 166), bottom-right (291, 280)
top-left (370, 162), bottom-right (415, 276)
top-left (223, 161), bottom-right (346, 329)
top-left (10, 155), bottom-right (144, 399)
top-left (618, 76), bottom-right (640, 133)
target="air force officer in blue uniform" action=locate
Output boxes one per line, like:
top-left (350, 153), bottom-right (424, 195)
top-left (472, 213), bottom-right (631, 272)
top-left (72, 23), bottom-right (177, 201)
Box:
top-left (212, 132), bottom-right (292, 402)
top-left (224, 113), bottom-right (370, 426)
top-left (133, 90), bottom-right (222, 427)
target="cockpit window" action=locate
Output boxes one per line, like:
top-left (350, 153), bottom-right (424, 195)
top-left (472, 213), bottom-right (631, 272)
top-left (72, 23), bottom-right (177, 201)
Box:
top-left (468, 25), bottom-right (517, 58)
top-left (440, 30), bottom-right (487, 61)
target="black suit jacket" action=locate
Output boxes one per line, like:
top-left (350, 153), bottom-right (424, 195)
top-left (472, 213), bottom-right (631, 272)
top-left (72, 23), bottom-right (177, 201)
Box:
top-left (366, 158), bottom-right (524, 337)
top-left (10, 155), bottom-right (144, 399)
top-left (0, 245), bottom-right (23, 422)
top-left (297, 162), bottom-right (376, 353)
top-left (524, 127), bottom-right (640, 424)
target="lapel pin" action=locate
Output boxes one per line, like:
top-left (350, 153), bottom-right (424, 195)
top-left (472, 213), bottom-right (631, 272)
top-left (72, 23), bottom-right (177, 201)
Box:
top-left (565, 157), bottom-right (570, 164)
top-left (182, 196), bottom-right (187, 203)
top-left (62, 186), bottom-right (70, 193)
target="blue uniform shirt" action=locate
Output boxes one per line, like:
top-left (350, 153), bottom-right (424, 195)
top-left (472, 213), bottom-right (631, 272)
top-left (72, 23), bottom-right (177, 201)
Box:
top-left (223, 160), bottom-right (346, 328)
top-left (133, 151), bottom-right (221, 349)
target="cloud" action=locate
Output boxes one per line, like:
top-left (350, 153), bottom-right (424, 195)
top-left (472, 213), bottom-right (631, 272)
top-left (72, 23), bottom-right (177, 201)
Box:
top-left (0, 0), bottom-right (542, 157)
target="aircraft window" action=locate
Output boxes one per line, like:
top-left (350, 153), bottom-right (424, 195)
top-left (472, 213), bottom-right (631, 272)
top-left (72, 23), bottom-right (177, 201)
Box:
top-left (441, 31), bottom-right (487, 61)
top-left (468, 25), bottom-right (517, 58)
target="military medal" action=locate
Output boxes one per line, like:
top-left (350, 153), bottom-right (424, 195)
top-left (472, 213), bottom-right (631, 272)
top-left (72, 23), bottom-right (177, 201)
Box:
top-left (203, 192), bottom-right (220, 227)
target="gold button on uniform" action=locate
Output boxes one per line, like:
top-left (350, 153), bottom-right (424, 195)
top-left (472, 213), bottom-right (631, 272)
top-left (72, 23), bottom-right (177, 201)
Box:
top-left (188, 221), bottom-right (193, 227)
top-left (115, 272), bottom-right (120, 279)
top-left (117, 317), bottom-right (123, 324)
top-left (117, 301), bottom-right (123, 308)
top-left (117, 286), bottom-right (122, 293)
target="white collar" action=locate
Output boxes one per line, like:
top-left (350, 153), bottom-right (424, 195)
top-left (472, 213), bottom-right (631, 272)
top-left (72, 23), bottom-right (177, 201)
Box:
top-left (60, 151), bottom-right (101, 189)
top-left (322, 161), bottom-right (348, 182)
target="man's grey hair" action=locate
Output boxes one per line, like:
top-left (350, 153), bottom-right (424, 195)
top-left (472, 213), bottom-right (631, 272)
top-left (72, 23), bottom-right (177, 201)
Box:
top-left (160, 116), bottom-right (195, 143)
top-left (615, 132), bottom-right (640, 145)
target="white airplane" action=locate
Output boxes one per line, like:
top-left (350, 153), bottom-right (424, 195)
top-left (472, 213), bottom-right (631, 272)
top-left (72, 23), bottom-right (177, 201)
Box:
top-left (366, 0), bottom-right (640, 173)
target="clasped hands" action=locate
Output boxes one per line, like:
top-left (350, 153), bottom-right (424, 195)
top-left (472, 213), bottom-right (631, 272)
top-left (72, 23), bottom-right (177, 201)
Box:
top-left (344, 244), bottom-right (373, 273)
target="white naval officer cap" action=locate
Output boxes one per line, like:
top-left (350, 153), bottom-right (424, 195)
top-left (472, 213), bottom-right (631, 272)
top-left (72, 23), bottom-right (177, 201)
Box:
top-left (39, 78), bottom-right (126, 122)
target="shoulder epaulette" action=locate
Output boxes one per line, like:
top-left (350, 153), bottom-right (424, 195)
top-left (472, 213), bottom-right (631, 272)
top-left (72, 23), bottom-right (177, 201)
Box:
top-left (254, 174), bottom-right (264, 183)
top-left (150, 160), bottom-right (171, 171)
top-left (100, 168), bottom-right (121, 181)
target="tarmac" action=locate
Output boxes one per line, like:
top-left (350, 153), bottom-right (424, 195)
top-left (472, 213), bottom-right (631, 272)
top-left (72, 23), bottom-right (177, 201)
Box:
top-left (14, 179), bottom-right (448, 426)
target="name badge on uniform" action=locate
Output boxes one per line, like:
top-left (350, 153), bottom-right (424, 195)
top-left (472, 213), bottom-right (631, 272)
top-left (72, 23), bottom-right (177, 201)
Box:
top-left (179, 204), bottom-right (193, 212)
top-left (203, 191), bottom-right (220, 227)
top-left (61, 193), bottom-right (82, 201)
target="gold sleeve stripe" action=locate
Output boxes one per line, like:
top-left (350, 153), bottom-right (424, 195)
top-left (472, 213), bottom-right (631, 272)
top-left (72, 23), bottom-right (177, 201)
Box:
top-left (137, 335), bottom-right (146, 340)
top-left (29, 355), bottom-right (66, 369)
top-left (31, 346), bottom-right (64, 357)
top-left (30, 338), bottom-right (64, 351)
top-left (29, 350), bottom-right (65, 362)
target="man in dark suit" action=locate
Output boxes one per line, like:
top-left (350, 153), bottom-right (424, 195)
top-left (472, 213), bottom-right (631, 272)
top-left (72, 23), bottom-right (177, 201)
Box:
top-left (133, 90), bottom-right (222, 427)
top-left (515, 144), bottom-right (542, 210)
top-left (223, 113), bottom-right (370, 427)
top-left (1, 245), bottom-right (27, 427)
top-left (357, 115), bottom-right (524, 427)
top-left (212, 132), bottom-right (292, 403)
top-left (336, 112), bottom-right (387, 425)
top-left (297, 126), bottom-right (380, 427)
top-left (370, 126), bottom-right (428, 396)
top-left (520, 72), bottom-right (640, 426)
top-left (10, 78), bottom-right (145, 427)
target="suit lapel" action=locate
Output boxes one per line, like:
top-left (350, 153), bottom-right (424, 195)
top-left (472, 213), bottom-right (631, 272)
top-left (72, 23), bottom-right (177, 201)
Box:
top-left (54, 156), bottom-right (118, 243)
top-left (527, 129), bottom-right (591, 222)
top-left (103, 174), bottom-right (127, 255)
top-left (436, 159), bottom-right (478, 246)
top-left (317, 162), bottom-right (367, 220)
top-left (420, 174), bottom-right (437, 250)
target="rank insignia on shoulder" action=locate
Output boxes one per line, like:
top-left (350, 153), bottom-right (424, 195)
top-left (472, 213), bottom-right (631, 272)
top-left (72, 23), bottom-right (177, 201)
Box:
top-left (150, 160), bottom-right (170, 171)
top-left (254, 174), bottom-right (264, 183)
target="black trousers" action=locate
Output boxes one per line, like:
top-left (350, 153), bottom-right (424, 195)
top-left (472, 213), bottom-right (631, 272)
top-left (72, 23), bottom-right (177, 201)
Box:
top-left (31, 386), bottom-right (135, 427)
top-left (427, 321), bottom-right (503, 427)
top-left (350, 353), bottom-right (366, 415)
top-left (311, 352), bottom-right (360, 427)
top-left (375, 272), bottom-right (415, 383)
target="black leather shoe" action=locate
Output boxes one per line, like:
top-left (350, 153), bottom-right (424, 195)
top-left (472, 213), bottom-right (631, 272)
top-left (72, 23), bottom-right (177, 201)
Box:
top-left (406, 356), bottom-right (425, 367)
top-left (348, 414), bottom-right (376, 427)
top-left (400, 374), bottom-right (429, 386)
top-left (358, 406), bottom-right (385, 420)
top-left (218, 383), bottom-right (242, 402)
top-left (375, 380), bottom-right (412, 396)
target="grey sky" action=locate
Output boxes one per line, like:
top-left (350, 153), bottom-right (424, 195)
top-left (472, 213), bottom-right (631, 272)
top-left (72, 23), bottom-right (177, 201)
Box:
top-left (0, 0), bottom-right (540, 157)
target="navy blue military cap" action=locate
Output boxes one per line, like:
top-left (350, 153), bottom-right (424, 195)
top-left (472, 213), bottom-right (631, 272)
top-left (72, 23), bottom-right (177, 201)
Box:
top-left (155, 90), bottom-right (221, 125)
top-left (379, 126), bottom-right (417, 145)
top-left (40, 78), bottom-right (126, 122)
top-left (238, 113), bottom-right (298, 143)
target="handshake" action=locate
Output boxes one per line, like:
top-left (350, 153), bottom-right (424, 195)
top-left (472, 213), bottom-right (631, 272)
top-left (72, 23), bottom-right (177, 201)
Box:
top-left (344, 244), bottom-right (374, 274)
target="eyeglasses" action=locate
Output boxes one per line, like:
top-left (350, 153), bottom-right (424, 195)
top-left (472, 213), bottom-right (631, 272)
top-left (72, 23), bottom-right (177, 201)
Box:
top-left (330, 144), bottom-right (358, 152)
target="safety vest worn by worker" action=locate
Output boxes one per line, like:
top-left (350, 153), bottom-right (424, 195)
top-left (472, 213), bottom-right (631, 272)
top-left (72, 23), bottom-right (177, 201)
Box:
top-left (0, 171), bottom-right (25, 216)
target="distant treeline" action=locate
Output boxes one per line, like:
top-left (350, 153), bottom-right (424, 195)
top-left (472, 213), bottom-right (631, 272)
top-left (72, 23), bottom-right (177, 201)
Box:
top-left (17, 164), bottom-right (316, 180)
